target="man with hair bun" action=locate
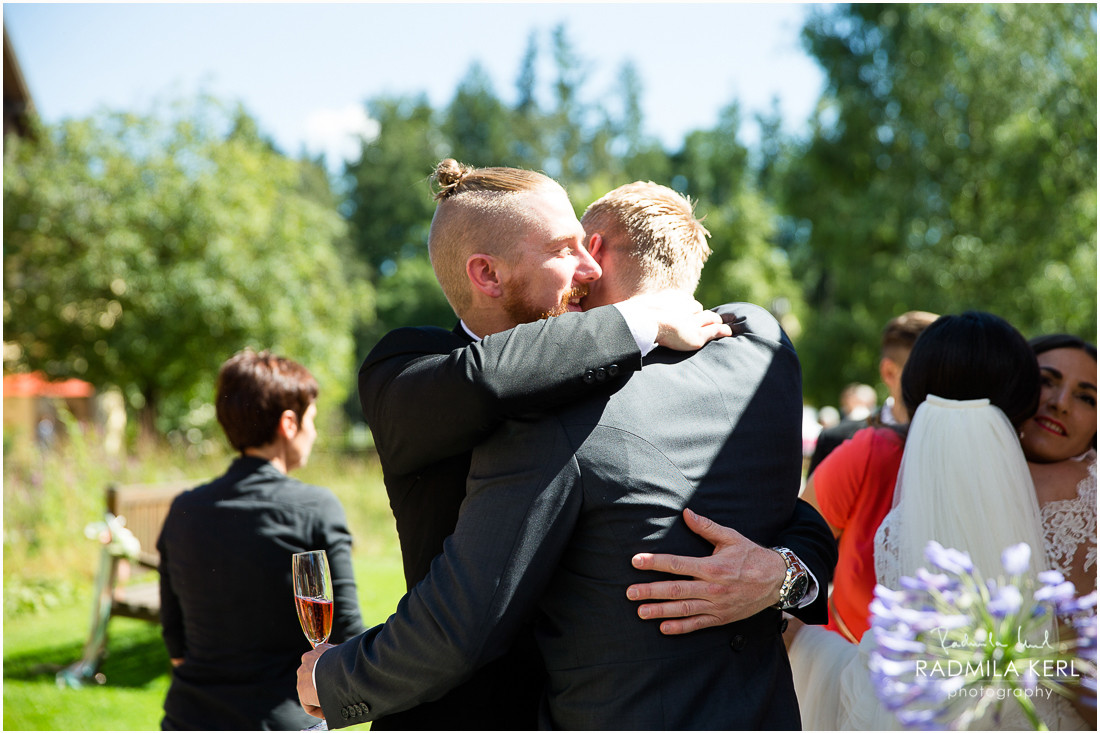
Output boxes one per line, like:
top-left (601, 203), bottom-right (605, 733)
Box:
top-left (329, 160), bottom-right (733, 730)
top-left (298, 173), bottom-right (835, 729)
top-left (158, 349), bottom-right (363, 730)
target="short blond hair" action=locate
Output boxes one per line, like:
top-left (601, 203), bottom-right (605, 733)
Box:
top-left (428, 158), bottom-right (563, 314)
top-left (581, 182), bottom-right (711, 294)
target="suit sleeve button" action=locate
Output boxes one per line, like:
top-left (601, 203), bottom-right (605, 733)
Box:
top-left (730, 635), bottom-right (747, 651)
top-left (608, 364), bottom-right (620, 376)
top-left (582, 370), bottom-right (596, 384)
top-left (595, 367), bottom-right (608, 382)
top-left (341, 708), bottom-right (350, 719)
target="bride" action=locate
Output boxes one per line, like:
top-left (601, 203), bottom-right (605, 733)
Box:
top-left (625, 313), bottom-right (1095, 730)
top-left (1022, 334), bottom-right (1096, 600)
top-left (788, 313), bottom-right (1092, 731)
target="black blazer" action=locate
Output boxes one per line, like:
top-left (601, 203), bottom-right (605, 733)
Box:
top-left (322, 303), bottom-right (838, 729)
top-left (353, 304), bottom-right (836, 730)
top-left (357, 306), bottom-right (645, 730)
top-left (157, 456), bottom-right (364, 731)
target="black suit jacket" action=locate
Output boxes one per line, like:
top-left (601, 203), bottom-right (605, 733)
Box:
top-left (358, 306), bottom-right (644, 729)
top-left (334, 301), bottom-right (831, 726)
top-left (323, 303), bottom-right (837, 729)
top-left (157, 457), bottom-right (364, 731)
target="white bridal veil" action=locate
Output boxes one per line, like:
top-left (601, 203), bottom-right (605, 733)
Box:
top-left (874, 394), bottom-right (1052, 588)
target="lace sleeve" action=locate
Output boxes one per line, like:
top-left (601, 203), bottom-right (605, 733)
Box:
top-left (1040, 454), bottom-right (1097, 579)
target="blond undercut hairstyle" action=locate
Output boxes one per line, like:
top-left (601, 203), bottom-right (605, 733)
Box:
top-left (428, 158), bottom-right (563, 315)
top-left (581, 181), bottom-right (711, 294)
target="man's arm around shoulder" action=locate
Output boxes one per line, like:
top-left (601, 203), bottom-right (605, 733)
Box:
top-left (301, 415), bottom-right (584, 726)
top-left (358, 307), bottom-right (641, 475)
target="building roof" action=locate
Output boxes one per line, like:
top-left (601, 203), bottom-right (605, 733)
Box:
top-left (4, 24), bottom-right (35, 138)
top-left (3, 372), bottom-right (95, 399)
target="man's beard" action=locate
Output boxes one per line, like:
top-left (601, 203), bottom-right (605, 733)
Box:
top-left (502, 281), bottom-right (590, 325)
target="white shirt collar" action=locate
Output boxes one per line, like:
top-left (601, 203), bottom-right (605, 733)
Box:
top-left (880, 397), bottom-right (900, 426)
top-left (459, 320), bottom-right (481, 342)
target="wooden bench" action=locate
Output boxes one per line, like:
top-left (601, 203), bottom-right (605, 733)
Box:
top-left (57, 480), bottom-right (194, 688)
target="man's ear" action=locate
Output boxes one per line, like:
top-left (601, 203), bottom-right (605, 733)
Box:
top-left (879, 357), bottom-right (901, 389)
top-left (277, 409), bottom-right (299, 440)
top-left (467, 254), bottom-right (504, 298)
top-left (586, 233), bottom-right (604, 264)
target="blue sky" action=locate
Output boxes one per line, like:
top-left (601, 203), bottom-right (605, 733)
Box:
top-left (3, 3), bottom-right (827, 167)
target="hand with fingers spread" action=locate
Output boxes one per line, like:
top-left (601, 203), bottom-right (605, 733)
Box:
top-left (620, 290), bottom-right (733, 351)
top-left (626, 508), bottom-right (787, 635)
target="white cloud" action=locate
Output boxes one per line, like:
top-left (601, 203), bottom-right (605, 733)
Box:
top-left (302, 104), bottom-right (380, 166)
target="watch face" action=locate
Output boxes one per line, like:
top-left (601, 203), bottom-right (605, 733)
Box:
top-left (788, 574), bottom-right (810, 605)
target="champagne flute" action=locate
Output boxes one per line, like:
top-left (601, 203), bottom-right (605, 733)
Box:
top-left (292, 550), bottom-right (333, 731)
top-left (293, 550), bottom-right (334, 646)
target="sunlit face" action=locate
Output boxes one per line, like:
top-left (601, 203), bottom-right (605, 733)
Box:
top-left (286, 402), bottom-right (318, 472)
top-left (1020, 348), bottom-right (1097, 463)
top-left (501, 185), bottom-right (601, 326)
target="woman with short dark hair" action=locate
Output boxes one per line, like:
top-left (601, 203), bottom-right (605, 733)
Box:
top-left (158, 349), bottom-right (363, 730)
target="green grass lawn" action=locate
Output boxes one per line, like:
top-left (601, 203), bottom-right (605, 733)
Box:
top-left (4, 598), bottom-right (173, 730)
top-left (4, 444), bottom-right (406, 731)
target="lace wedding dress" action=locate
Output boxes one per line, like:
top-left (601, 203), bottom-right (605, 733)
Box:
top-left (1040, 449), bottom-right (1097, 591)
top-left (790, 397), bottom-right (1092, 731)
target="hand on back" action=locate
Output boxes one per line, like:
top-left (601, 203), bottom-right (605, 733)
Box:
top-left (625, 290), bottom-right (733, 351)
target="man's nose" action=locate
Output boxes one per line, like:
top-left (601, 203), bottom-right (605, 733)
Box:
top-left (574, 243), bottom-right (602, 282)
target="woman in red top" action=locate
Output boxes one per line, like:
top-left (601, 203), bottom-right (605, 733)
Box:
top-left (802, 425), bottom-right (904, 642)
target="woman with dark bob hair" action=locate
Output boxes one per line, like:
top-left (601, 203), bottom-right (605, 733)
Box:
top-left (900, 311), bottom-right (1039, 429)
top-left (157, 350), bottom-right (364, 730)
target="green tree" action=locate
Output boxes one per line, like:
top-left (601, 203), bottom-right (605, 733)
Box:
top-left (784, 3), bottom-right (1097, 404)
top-left (3, 99), bottom-right (363, 436)
top-left (342, 95), bottom-right (454, 385)
top-left (510, 31), bottom-right (549, 170)
top-left (614, 62), bottom-right (673, 186)
top-left (665, 104), bottom-right (806, 334)
top-left (443, 63), bottom-right (514, 166)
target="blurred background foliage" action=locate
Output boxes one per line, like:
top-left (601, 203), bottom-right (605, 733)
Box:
top-left (4, 4), bottom-right (1096, 436)
top-left (4, 97), bottom-right (365, 438)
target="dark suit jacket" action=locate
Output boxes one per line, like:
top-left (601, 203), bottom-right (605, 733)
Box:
top-left (157, 456), bottom-right (364, 731)
top-left (325, 303), bottom-right (837, 730)
top-left (357, 305), bottom-right (645, 730)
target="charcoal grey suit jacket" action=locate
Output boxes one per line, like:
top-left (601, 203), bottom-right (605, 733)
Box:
top-left (320, 302), bottom-right (835, 730)
top-left (358, 305), bottom-right (646, 729)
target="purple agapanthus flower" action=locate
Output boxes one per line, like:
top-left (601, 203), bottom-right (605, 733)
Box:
top-left (1001, 543), bottom-right (1032, 576)
top-left (867, 541), bottom-right (1098, 730)
top-left (924, 540), bottom-right (974, 575)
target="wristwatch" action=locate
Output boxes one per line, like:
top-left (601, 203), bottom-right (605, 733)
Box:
top-left (771, 546), bottom-right (810, 610)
